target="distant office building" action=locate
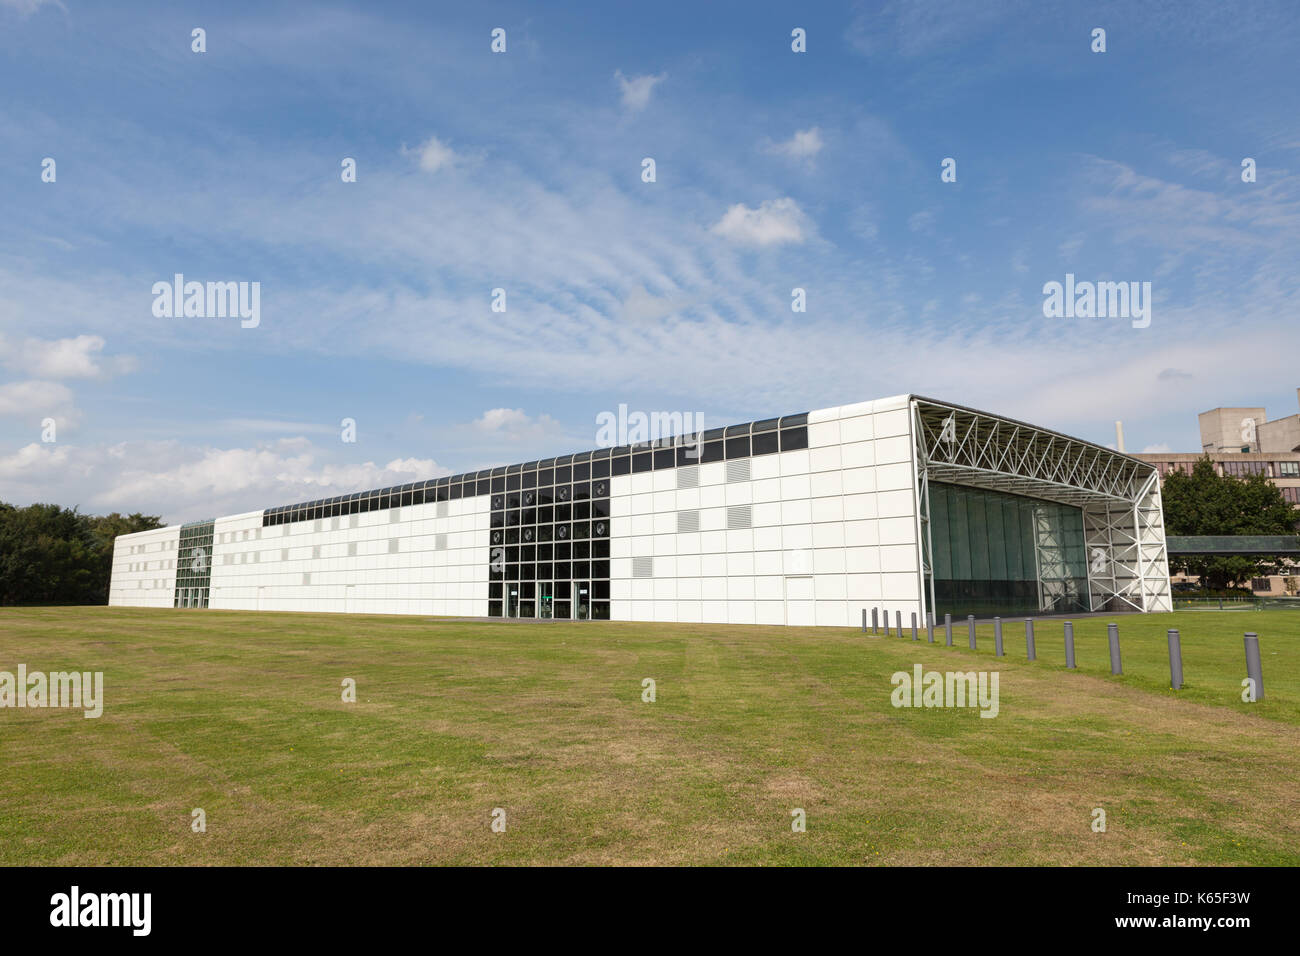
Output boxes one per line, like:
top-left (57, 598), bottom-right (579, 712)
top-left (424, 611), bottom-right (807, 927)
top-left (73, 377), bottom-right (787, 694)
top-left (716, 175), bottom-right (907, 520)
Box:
top-left (1135, 388), bottom-right (1300, 596)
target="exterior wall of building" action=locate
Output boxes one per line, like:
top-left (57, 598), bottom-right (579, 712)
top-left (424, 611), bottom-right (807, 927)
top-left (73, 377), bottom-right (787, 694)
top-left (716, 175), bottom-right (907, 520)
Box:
top-left (206, 501), bottom-right (490, 615)
top-left (107, 524), bottom-right (182, 608)
top-left (1258, 415), bottom-right (1300, 454)
top-left (607, 395), bottom-right (920, 627)
top-left (1198, 407), bottom-right (1265, 452)
top-left (107, 397), bottom-right (924, 624)
top-left (1135, 452), bottom-right (1300, 508)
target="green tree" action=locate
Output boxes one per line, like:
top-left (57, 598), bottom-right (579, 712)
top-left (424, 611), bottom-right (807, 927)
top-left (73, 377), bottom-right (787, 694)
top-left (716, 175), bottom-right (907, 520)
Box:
top-left (0, 503), bottom-right (162, 605)
top-left (1161, 457), bottom-right (1299, 589)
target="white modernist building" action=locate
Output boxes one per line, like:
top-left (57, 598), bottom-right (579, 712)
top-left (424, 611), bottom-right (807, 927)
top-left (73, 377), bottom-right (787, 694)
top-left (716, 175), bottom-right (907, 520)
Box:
top-left (109, 395), bottom-right (1173, 625)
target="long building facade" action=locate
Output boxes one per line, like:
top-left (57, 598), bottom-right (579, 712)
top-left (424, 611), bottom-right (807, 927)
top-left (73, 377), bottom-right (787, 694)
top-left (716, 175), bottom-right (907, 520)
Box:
top-left (108, 395), bottom-right (1173, 625)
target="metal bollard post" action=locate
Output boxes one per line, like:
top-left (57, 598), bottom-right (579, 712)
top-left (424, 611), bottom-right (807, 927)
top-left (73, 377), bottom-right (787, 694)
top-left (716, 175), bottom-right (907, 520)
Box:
top-left (1244, 632), bottom-right (1264, 701)
top-left (872, 607), bottom-right (878, 634)
top-left (882, 608), bottom-right (889, 637)
top-left (862, 608), bottom-right (867, 633)
top-left (944, 613), bottom-right (952, 647)
top-left (911, 612), bottom-right (918, 641)
top-left (994, 617), bottom-right (1004, 657)
top-left (1025, 619), bottom-right (1036, 661)
top-left (927, 612), bottom-right (935, 644)
top-left (1064, 621), bottom-right (1076, 669)
top-left (968, 615), bottom-right (976, 650)
top-left (1167, 629), bottom-right (1183, 690)
top-left (1107, 622), bottom-right (1122, 675)
top-left (896, 610), bottom-right (902, 638)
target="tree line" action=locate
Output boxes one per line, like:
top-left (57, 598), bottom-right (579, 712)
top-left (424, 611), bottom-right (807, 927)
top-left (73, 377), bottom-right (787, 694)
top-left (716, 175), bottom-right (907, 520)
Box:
top-left (1159, 457), bottom-right (1297, 589)
top-left (0, 503), bottom-right (161, 606)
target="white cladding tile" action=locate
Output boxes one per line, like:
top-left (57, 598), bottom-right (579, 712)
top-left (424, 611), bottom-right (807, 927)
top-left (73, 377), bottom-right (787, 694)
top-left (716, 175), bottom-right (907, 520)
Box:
top-left (808, 421), bottom-right (840, 448)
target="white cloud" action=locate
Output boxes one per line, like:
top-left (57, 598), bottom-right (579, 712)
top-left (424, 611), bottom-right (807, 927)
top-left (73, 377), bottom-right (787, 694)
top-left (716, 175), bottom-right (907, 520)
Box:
top-left (408, 134), bottom-right (459, 173)
top-left (907, 209), bottom-right (936, 233)
top-left (1141, 442), bottom-right (1173, 453)
top-left (614, 70), bottom-right (666, 112)
top-left (0, 380), bottom-right (76, 420)
top-left (763, 127), bottom-right (824, 163)
top-left (0, 437), bottom-right (450, 523)
top-left (619, 285), bottom-right (686, 323)
top-left (0, 334), bottom-right (133, 379)
top-left (0, 0), bottom-right (64, 15)
top-left (470, 408), bottom-right (563, 444)
top-left (710, 198), bottom-right (812, 246)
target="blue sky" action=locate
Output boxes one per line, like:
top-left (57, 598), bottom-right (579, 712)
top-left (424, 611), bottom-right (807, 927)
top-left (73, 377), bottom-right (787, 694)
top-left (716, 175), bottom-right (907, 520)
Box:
top-left (2, 0), bottom-right (1298, 523)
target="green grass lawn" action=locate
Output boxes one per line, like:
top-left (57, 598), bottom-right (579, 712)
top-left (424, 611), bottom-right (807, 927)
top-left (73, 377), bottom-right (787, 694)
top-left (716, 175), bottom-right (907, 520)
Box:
top-left (0, 606), bottom-right (1296, 866)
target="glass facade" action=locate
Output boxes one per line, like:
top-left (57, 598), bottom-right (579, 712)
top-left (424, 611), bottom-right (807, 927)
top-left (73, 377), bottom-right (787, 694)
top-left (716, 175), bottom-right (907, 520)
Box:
top-left (929, 482), bottom-right (1089, 617)
top-left (173, 520), bottom-right (214, 608)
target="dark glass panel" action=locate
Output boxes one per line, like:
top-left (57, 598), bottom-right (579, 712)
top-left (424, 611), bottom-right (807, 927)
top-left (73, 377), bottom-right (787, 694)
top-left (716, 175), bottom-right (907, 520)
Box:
top-left (752, 430), bottom-right (780, 456)
top-left (780, 426), bottom-right (809, 451)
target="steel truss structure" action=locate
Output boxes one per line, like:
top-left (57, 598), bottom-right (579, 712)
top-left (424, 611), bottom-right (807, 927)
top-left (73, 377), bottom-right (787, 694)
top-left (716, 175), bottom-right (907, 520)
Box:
top-left (911, 397), bottom-right (1172, 615)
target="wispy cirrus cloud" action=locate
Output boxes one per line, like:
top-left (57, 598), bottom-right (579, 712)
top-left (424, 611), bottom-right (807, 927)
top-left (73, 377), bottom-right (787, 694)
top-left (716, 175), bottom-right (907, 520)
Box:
top-left (762, 127), bottom-right (824, 164)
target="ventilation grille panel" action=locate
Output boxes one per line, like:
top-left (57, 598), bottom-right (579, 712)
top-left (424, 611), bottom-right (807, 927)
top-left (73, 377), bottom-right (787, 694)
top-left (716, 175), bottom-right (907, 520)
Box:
top-left (726, 459), bottom-right (751, 482)
top-left (726, 505), bottom-right (752, 529)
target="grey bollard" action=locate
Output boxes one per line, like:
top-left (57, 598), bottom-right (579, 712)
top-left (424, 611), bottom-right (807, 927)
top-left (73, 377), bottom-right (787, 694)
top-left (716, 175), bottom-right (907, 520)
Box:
top-left (1167, 629), bottom-right (1183, 690)
top-left (1064, 622), bottom-right (1076, 669)
top-left (862, 608), bottom-right (867, 633)
top-left (994, 617), bottom-right (1004, 657)
top-left (911, 612), bottom-right (918, 641)
top-left (882, 608), bottom-right (889, 637)
top-left (927, 612), bottom-right (935, 644)
top-left (1244, 632), bottom-right (1264, 701)
top-left (872, 607), bottom-right (878, 634)
top-left (944, 613), bottom-right (952, 647)
top-left (968, 615), bottom-right (976, 650)
top-left (1107, 622), bottom-right (1122, 675)
top-left (896, 610), bottom-right (902, 638)
top-left (1025, 619), bottom-right (1036, 661)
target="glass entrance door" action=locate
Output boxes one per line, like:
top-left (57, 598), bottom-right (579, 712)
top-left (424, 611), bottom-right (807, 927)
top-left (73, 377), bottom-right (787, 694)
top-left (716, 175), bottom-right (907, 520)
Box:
top-left (575, 581), bottom-right (591, 621)
top-left (506, 585), bottom-right (520, 618)
top-left (538, 583), bottom-right (553, 619)
top-left (553, 581), bottom-right (571, 620)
